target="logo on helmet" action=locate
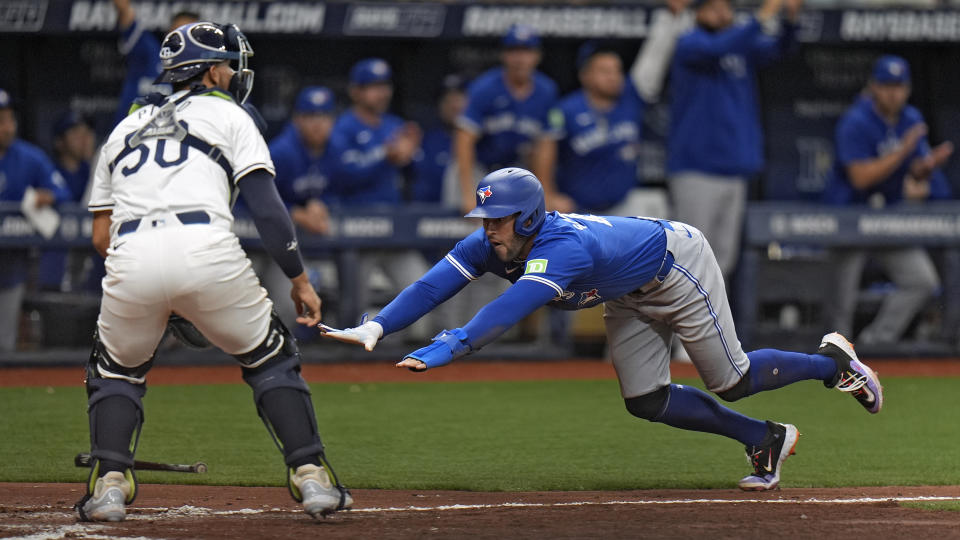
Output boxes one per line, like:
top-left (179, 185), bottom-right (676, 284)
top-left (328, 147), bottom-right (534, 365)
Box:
top-left (477, 185), bottom-right (493, 204)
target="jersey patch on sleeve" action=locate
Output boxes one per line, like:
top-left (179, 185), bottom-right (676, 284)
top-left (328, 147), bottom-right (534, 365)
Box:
top-left (524, 258), bottom-right (548, 274)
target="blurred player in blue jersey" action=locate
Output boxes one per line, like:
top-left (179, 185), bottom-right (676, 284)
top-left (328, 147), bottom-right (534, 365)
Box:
top-left (824, 55), bottom-right (953, 348)
top-left (271, 86), bottom-right (338, 235)
top-left (409, 75), bottom-right (468, 204)
top-left (51, 112), bottom-right (96, 202)
top-left (327, 58), bottom-right (421, 204)
top-left (324, 167), bottom-right (885, 491)
top-left (454, 24), bottom-right (571, 214)
top-left (111, 0), bottom-right (198, 125)
top-left (543, 42), bottom-right (645, 215)
top-left (668, 0), bottom-right (799, 281)
top-left (0, 90), bottom-right (72, 350)
top-left (264, 86), bottom-right (339, 335)
top-left (327, 59), bottom-right (431, 333)
top-left (38, 111), bottom-right (99, 292)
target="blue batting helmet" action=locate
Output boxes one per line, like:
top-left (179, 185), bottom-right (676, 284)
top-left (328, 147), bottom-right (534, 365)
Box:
top-left (156, 22), bottom-right (255, 103)
top-left (465, 167), bottom-right (545, 237)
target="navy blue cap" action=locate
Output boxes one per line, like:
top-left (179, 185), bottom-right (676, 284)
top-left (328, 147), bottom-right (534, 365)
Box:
top-left (440, 73), bottom-right (468, 94)
top-left (691, 0), bottom-right (710, 8)
top-left (575, 40), bottom-right (620, 71)
top-left (502, 24), bottom-right (540, 49)
top-left (349, 58), bottom-right (392, 86)
top-left (872, 55), bottom-right (911, 84)
top-left (0, 88), bottom-right (12, 110)
top-left (53, 111), bottom-right (92, 138)
top-left (294, 86), bottom-right (335, 114)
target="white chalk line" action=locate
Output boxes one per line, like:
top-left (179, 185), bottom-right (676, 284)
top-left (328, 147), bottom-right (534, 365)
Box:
top-left (4, 495), bottom-right (960, 521)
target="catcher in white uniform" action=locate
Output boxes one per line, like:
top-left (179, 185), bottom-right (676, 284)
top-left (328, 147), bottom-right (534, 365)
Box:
top-left (77, 21), bottom-right (351, 521)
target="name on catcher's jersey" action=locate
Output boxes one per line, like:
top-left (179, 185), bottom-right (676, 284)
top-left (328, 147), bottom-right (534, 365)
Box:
top-left (88, 90), bottom-right (275, 236)
top-left (445, 212), bottom-right (668, 309)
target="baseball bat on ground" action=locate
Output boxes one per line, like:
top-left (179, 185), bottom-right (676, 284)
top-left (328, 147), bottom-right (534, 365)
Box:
top-left (73, 452), bottom-right (208, 474)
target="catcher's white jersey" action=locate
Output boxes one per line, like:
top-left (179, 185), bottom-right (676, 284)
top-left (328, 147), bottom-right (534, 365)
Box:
top-left (90, 89), bottom-right (276, 367)
top-left (88, 89), bottom-right (275, 238)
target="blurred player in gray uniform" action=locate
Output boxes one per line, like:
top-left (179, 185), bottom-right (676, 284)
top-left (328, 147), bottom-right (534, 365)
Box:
top-left (76, 22), bottom-right (351, 522)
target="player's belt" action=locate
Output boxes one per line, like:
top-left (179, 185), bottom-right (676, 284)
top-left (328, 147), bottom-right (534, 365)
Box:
top-left (636, 250), bottom-right (675, 294)
top-left (117, 210), bottom-right (211, 236)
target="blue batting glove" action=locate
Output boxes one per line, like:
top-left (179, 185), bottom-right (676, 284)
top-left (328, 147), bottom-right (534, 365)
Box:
top-left (401, 328), bottom-right (472, 371)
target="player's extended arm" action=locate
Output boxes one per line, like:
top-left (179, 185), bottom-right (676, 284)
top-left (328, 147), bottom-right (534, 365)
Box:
top-left (454, 127), bottom-right (480, 214)
top-left (321, 258), bottom-right (473, 350)
top-left (236, 169), bottom-right (321, 325)
top-left (675, 19), bottom-right (764, 66)
top-left (112, 0), bottom-right (135, 30)
top-left (92, 211), bottom-right (112, 258)
top-left (398, 279), bottom-right (557, 371)
top-left (631, 5), bottom-right (691, 103)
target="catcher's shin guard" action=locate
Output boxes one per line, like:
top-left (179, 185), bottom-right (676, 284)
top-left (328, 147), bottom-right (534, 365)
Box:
top-left (75, 330), bottom-right (147, 517)
top-left (239, 314), bottom-right (351, 510)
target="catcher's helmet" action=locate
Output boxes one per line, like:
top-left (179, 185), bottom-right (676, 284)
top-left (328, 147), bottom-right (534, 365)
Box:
top-left (156, 21), bottom-right (255, 103)
top-left (465, 167), bottom-right (545, 236)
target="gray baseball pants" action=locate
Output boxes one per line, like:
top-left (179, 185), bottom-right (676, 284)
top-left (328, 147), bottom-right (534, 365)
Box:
top-left (604, 221), bottom-right (749, 399)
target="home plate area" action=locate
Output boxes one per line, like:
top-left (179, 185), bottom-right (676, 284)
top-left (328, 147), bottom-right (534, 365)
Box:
top-left (3, 484), bottom-right (960, 539)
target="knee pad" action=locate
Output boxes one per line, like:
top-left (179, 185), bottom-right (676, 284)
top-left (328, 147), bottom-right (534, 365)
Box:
top-left (234, 312), bottom-right (296, 369)
top-left (83, 330), bottom-right (147, 504)
top-left (716, 375), bottom-right (750, 402)
top-left (624, 386), bottom-right (670, 421)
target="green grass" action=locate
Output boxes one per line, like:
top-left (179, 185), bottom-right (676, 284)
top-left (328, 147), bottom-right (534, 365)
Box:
top-left (901, 501), bottom-right (960, 512)
top-left (1, 377), bottom-right (956, 490)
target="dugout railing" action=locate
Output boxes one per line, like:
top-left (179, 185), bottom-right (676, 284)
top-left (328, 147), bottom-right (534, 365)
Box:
top-left (3, 202), bottom-right (960, 361)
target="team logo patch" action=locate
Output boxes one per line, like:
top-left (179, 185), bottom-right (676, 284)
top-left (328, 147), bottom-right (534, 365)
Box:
top-left (524, 259), bottom-right (548, 274)
top-left (578, 288), bottom-right (602, 307)
top-left (477, 185), bottom-right (493, 204)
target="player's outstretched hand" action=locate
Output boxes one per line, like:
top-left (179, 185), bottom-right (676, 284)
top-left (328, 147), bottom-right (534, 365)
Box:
top-left (397, 329), bottom-right (471, 372)
top-left (396, 357), bottom-right (428, 371)
top-left (319, 320), bottom-right (383, 351)
top-left (290, 272), bottom-right (322, 327)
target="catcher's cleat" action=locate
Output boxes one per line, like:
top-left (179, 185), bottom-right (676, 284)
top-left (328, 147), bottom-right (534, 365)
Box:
top-left (290, 464), bottom-right (353, 518)
top-left (819, 332), bottom-right (883, 414)
top-left (77, 471), bottom-right (130, 522)
top-left (738, 421), bottom-right (799, 491)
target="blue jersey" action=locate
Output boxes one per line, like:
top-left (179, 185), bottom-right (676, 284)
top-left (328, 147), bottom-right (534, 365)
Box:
top-left (269, 123), bottom-right (336, 207)
top-left (374, 212), bottom-right (668, 348)
top-left (823, 95), bottom-right (951, 205)
top-left (1, 140), bottom-right (71, 203)
top-left (548, 82), bottom-right (645, 211)
top-left (0, 139), bottom-right (71, 288)
top-left (326, 109), bottom-right (405, 205)
top-left (458, 67), bottom-right (558, 169)
top-left (115, 19), bottom-right (170, 126)
top-left (56, 161), bottom-right (92, 202)
top-left (409, 126), bottom-right (452, 202)
top-left (668, 18), bottom-right (795, 177)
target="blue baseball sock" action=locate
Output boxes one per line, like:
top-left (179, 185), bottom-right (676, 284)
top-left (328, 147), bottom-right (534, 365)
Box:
top-left (654, 384), bottom-right (769, 446)
top-left (746, 349), bottom-right (837, 396)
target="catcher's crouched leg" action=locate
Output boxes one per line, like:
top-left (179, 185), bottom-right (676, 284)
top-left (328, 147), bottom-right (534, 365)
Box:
top-left (75, 330), bottom-right (149, 520)
top-left (237, 313), bottom-right (351, 513)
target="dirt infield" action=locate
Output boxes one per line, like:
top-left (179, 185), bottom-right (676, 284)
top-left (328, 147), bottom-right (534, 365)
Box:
top-left (2, 358), bottom-right (957, 387)
top-left (3, 483), bottom-right (960, 539)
